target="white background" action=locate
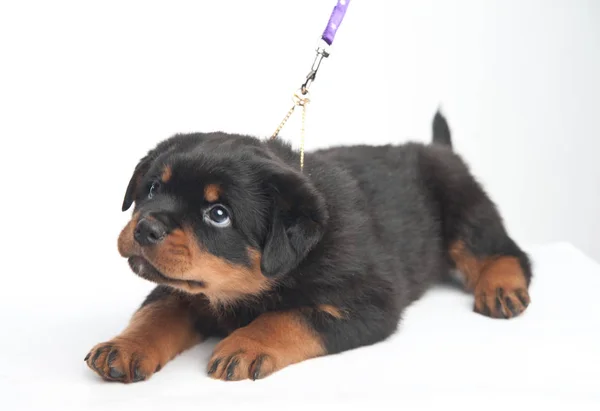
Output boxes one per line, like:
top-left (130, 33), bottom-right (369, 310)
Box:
top-left (1, 1), bottom-right (599, 410)
top-left (1, 0), bottom-right (599, 262)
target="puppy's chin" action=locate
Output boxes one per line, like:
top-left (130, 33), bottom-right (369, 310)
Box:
top-left (128, 256), bottom-right (165, 283)
top-left (127, 256), bottom-right (206, 289)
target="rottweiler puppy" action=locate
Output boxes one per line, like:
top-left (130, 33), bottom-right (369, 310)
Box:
top-left (85, 111), bottom-right (531, 382)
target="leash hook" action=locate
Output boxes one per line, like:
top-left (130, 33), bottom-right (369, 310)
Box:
top-left (301, 43), bottom-right (330, 95)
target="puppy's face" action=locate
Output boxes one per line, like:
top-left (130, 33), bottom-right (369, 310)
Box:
top-left (117, 135), bottom-right (328, 305)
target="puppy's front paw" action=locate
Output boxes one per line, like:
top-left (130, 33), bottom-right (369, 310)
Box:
top-left (85, 339), bottom-right (161, 383)
top-left (473, 257), bottom-right (531, 319)
top-left (207, 335), bottom-right (277, 381)
top-left (475, 286), bottom-right (530, 319)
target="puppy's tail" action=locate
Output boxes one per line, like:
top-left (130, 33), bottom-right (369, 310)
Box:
top-left (432, 109), bottom-right (452, 149)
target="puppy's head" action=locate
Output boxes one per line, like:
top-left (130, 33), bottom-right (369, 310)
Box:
top-left (117, 135), bottom-right (328, 305)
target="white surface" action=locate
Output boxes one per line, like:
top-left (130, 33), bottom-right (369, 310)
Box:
top-left (0, 0), bottom-right (599, 261)
top-left (2, 242), bottom-right (600, 410)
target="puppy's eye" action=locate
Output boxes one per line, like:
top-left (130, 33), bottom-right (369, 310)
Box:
top-left (148, 181), bottom-right (161, 199)
top-left (205, 205), bottom-right (231, 228)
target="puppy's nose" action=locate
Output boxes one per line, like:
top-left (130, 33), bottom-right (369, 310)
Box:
top-left (134, 218), bottom-right (167, 246)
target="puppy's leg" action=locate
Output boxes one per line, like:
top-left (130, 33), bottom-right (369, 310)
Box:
top-left (207, 303), bottom-right (396, 381)
top-left (442, 179), bottom-right (532, 319)
top-left (207, 310), bottom-right (324, 381)
top-left (85, 287), bottom-right (204, 383)
top-left (449, 237), bottom-right (531, 318)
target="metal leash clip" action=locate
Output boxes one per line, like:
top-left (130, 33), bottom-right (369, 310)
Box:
top-left (301, 42), bottom-right (330, 95)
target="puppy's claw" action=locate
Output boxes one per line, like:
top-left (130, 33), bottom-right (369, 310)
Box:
top-left (207, 359), bottom-right (221, 375)
top-left (132, 362), bottom-right (145, 382)
top-left (85, 341), bottom-right (160, 383)
top-left (107, 349), bottom-right (118, 366)
top-left (225, 358), bottom-right (239, 381)
top-left (109, 367), bottom-right (125, 379)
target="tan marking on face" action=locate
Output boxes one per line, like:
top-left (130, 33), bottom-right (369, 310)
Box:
top-left (317, 304), bottom-right (344, 319)
top-left (121, 222), bottom-right (271, 306)
top-left (204, 184), bottom-right (221, 202)
top-left (161, 165), bottom-right (172, 183)
top-left (118, 212), bottom-right (141, 257)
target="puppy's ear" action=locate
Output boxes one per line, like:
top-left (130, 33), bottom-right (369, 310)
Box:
top-left (122, 153), bottom-right (153, 212)
top-left (259, 161), bottom-right (328, 277)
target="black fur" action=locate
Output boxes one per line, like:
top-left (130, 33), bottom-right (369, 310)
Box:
top-left (123, 111), bottom-right (531, 359)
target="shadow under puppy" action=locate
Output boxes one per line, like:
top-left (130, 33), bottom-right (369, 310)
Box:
top-left (85, 111), bottom-right (532, 382)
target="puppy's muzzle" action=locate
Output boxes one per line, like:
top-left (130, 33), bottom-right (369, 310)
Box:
top-left (134, 218), bottom-right (167, 246)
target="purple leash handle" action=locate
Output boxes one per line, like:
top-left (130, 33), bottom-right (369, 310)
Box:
top-left (301, 0), bottom-right (351, 94)
top-left (321, 0), bottom-right (351, 46)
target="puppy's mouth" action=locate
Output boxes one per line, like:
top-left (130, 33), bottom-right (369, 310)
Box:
top-left (127, 256), bottom-right (205, 289)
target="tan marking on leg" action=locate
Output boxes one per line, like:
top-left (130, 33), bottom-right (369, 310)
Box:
top-left (475, 257), bottom-right (530, 318)
top-left (449, 241), bottom-right (531, 319)
top-left (85, 295), bottom-right (200, 383)
top-left (448, 241), bottom-right (487, 290)
top-left (207, 310), bottom-right (325, 381)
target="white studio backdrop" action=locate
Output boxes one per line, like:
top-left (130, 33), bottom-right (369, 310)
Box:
top-left (1, 2), bottom-right (600, 409)
top-left (1, 0), bottom-right (599, 302)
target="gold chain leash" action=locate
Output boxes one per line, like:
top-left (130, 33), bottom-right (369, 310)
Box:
top-left (270, 90), bottom-right (310, 171)
top-left (271, 105), bottom-right (296, 140)
top-left (299, 97), bottom-right (307, 170)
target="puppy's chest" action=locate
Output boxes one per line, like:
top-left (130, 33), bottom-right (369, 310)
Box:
top-left (192, 300), bottom-right (261, 332)
top-left (214, 308), bottom-right (261, 334)
top-left (200, 293), bottom-right (303, 335)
